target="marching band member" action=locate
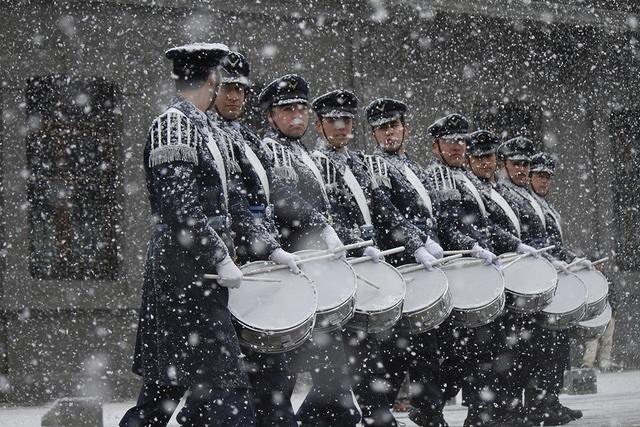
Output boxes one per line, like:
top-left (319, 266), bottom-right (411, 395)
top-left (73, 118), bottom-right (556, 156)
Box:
top-left (122, 43), bottom-right (256, 427)
top-left (208, 51), bottom-right (300, 426)
top-left (495, 139), bottom-right (573, 425)
top-left (363, 99), bottom-right (447, 427)
top-left (257, 75), bottom-right (361, 427)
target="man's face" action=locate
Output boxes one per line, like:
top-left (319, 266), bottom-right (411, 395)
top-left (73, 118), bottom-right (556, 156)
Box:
top-left (468, 153), bottom-right (497, 180)
top-left (215, 83), bottom-right (246, 120)
top-left (530, 172), bottom-right (553, 196)
top-left (268, 103), bottom-right (310, 138)
top-left (372, 119), bottom-right (407, 153)
top-left (315, 116), bottom-right (354, 149)
top-left (432, 137), bottom-right (466, 167)
top-left (505, 159), bottom-right (531, 187)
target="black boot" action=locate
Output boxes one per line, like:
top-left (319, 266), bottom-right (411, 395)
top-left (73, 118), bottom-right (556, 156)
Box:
top-left (408, 407), bottom-right (449, 427)
top-left (545, 395), bottom-right (583, 420)
top-left (526, 403), bottom-right (572, 426)
top-left (494, 406), bottom-right (536, 427)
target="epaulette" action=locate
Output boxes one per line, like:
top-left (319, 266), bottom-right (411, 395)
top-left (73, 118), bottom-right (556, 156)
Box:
top-left (148, 108), bottom-right (200, 167)
top-left (363, 154), bottom-right (390, 189)
top-left (427, 163), bottom-right (461, 201)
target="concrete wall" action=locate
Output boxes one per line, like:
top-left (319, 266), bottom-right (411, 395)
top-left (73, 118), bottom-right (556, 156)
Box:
top-left (0, 0), bottom-right (638, 404)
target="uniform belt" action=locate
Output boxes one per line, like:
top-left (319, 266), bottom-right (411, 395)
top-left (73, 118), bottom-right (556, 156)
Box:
top-left (207, 215), bottom-right (230, 231)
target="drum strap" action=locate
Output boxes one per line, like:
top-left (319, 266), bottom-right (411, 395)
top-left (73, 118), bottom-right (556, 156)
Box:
top-left (490, 188), bottom-right (521, 237)
top-left (518, 188), bottom-right (547, 228)
top-left (298, 147), bottom-right (330, 206)
top-left (243, 142), bottom-right (270, 204)
top-left (403, 164), bottom-right (433, 216)
top-left (342, 164), bottom-right (372, 225)
top-left (457, 172), bottom-right (488, 218)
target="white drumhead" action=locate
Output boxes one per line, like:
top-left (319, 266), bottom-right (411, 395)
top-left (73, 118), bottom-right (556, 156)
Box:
top-left (229, 261), bottom-right (317, 330)
top-left (295, 250), bottom-right (357, 312)
top-left (350, 261), bottom-right (405, 311)
top-left (573, 269), bottom-right (609, 305)
top-left (578, 302), bottom-right (612, 329)
top-left (399, 265), bottom-right (448, 314)
top-left (542, 272), bottom-right (587, 315)
top-left (442, 259), bottom-right (504, 309)
top-left (502, 254), bottom-right (557, 295)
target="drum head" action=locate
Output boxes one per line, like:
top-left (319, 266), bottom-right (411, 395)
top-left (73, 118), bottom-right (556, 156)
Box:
top-left (442, 259), bottom-right (504, 310)
top-left (350, 261), bottom-right (405, 311)
top-left (502, 254), bottom-right (557, 295)
top-left (542, 272), bottom-right (587, 315)
top-left (295, 250), bottom-right (356, 312)
top-left (578, 302), bottom-right (612, 329)
top-left (399, 265), bottom-right (448, 314)
top-left (574, 269), bottom-right (609, 306)
top-left (229, 261), bottom-right (317, 330)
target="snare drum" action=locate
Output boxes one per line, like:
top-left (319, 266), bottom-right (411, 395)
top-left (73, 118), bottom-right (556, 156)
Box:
top-left (537, 272), bottom-right (587, 330)
top-left (441, 259), bottom-right (505, 328)
top-left (575, 302), bottom-right (612, 340)
top-left (295, 250), bottom-right (357, 333)
top-left (501, 253), bottom-right (557, 313)
top-left (573, 269), bottom-right (609, 320)
top-left (397, 265), bottom-right (453, 334)
top-left (347, 261), bottom-right (406, 334)
top-left (228, 261), bottom-right (317, 353)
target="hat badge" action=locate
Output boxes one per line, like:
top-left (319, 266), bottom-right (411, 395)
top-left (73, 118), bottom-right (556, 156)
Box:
top-left (288, 80), bottom-right (298, 89)
top-left (337, 96), bottom-right (345, 105)
top-left (227, 55), bottom-right (240, 67)
top-left (376, 103), bottom-right (385, 112)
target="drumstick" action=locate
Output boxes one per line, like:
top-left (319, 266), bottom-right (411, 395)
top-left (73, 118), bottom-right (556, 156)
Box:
top-left (328, 240), bottom-right (374, 254)
top-left (398, 254), bottom-right (463, 274)
top-left (592, 256), bottom-right (610, 265)
top-left (355, 274), bottom-right (382, 290)
top-left (203, 274), bottom-right (282, 283)
top-left (498, 245), bottom-right (556, 260)
top-left (241, 252), bottom-right (347, 277)
top-left (442, 249), bottom-right (481, 256)
top-left (348, 246), bottom-right (406, 265)
top-left (566, 256), bottom-right (610, 272)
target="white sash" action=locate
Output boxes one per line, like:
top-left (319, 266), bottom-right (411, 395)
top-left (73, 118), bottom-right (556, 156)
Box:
top-left (548, 207), bottom-right (563, 239)
top-left (522, 190), bottom-right (547, 228)
top-left (298, 147), bottom-right (330, 205)
top-left (490, 188), bottom-right (521, 237)
top-left (457, 172), bottom-right (488, 218)
top-left (403, 164), bottom-right (433, 215)
top-left (167, 107), bottom-right (228, 205)
top-left (243, 142), bottom-right (270, 204)
top-left (342, 165), bottom-right (372, 225)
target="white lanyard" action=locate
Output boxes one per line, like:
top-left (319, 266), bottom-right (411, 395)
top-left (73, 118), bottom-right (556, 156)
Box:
top-left (490, 187), bottom-right (521, 237)
top-left (403, 164), bottom-right (433, 215)
top-left (342, 164), bottom-right (372, 225)
top-left (243, 142), bottom-right (270, 204)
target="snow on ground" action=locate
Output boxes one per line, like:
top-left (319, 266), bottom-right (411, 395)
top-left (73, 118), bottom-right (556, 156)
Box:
top-left (0, 370), bottom-right (638, 426)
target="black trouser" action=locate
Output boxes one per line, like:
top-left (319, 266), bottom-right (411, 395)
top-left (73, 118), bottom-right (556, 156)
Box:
top-left (243, 350), bottom-right (298, 427)
top-left (344, 330), bottom-right (397, 427)
top-left (524, 325), bottom-right (570, 407)
top-left (438, 319), bottom-right (504, 411)
top-left (120, 381), bottom-right (255, 427)
top-left (291, 329), bottom-right (361, 427)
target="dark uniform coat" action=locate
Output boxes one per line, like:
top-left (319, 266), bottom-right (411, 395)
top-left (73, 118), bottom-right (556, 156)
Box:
top-left (133, 96), bottom-right (260, 389)
top-left (532, 193), bottom-right (576, 263)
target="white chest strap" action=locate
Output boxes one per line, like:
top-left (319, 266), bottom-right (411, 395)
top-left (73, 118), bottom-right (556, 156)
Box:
top-left (243, 142), bottom-right (270, 204)
top-left (298, 147), bottom-right (330, 205)
top-left (403, 164), bottom-right (433, 216)
top-left (342, 165), bottom-right (372, 225)
top-left (490, 188), bottom-right (521, 237)
top-left (167, 107), bottom-right (228, 205)
top-left (457, 172), bottom-right (488, 218)
top-left (522, 190), bottom-right (547, 228)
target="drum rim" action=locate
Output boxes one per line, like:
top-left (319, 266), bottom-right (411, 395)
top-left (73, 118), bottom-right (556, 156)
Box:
top-left (539, 301), bottom-right (587, 329)
top-left (575, 269), bottom-right (610, 303)
top-left (399, 264), bottom-right (450, 313)
top-left (501, 254), bottom-right (559, 294)
top-left (234, 313), bottom-right (316, 335)
top-left (541, 272), bottom-right (588, 315)
top-left (442, 259), bottom-right (506, 310)
top-left (578, 302), bottom-right (612, 328)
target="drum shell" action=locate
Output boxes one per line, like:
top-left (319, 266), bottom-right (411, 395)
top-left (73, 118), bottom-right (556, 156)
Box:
top-left (501, 254), bottom-right (558, 313)
top-left (235, 316), bottom-right (315, 354)
top-left (346, 261), bottom-right (406, 334)
top-left (505, 287), bottom-right (555, 314)
top-left (537, 273), bottom-right (588, 330)
top-left (398, 266), bottom-right (453, 334)
top-left (574, 269), bottom-right (609, 321)
top-left (450, 292), bottom-right (505, 328)
top-left (575, 303), bottom-right (612, 340)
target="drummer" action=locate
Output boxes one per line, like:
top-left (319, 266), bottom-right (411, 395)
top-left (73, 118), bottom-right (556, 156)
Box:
top-left (256, 75), bottom-right (361, 427)
top-left (363, 98), bottom-right (450, 427)
top-left (425, 114), bottom-right (512, 427)
top-left (527, 152), bottom-right (585, 423)
top-left (495, 139), bottom-right (574, 425)
top-left (207, 52), bottom-right (301, 426)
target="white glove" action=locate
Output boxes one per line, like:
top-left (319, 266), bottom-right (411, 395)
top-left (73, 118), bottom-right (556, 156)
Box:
top-left (363, 246), bottom-right (384, 263)
top-left (414, 246), bottom-right (437, 271)
top-left (215, 256), bottom-right (243, 289)
top-left (572, 257), bottom-right (594, 270)
top-left (552, 259), bottom-right (570, 274)
top-left (516, 242), bottom-right (539, 257)
top-left (321, 225), bottom-right (345, 259)
top-left (269, 248), bottom-right (301, 274)
top-left (472, 243), bottom-right (498, 265)
top-left (424, 237), bottom-right (444, 259)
